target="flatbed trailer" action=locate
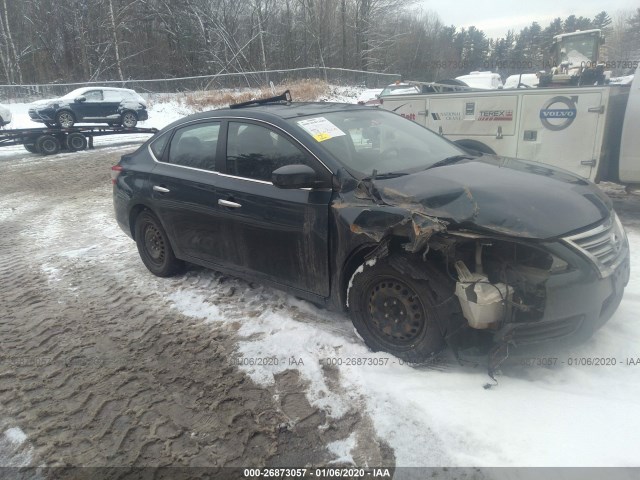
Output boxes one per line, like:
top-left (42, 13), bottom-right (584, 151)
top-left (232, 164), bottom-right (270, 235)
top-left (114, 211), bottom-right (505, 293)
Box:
top-left (0, 125), bottom-right (158, 155)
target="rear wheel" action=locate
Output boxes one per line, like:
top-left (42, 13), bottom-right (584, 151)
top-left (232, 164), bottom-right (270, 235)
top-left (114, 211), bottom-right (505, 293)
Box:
top-left (55, 111), bottom-right (75, 128)
top-left (65, 132), bottom-right (88, 151)
top-left (134, 210), bottom-right (183, 277)
top-left (36, 135), bottom-right (61, 155)
top-left (348, 257), bottom-right (452, 362)
top-left (121, 111), bottom-right (138, 128)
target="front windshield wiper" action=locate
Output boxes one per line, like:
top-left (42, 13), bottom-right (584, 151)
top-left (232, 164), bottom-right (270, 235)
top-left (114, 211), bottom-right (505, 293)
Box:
top-left (361, 171), bottom-right (409, 181)
top-left (424, 155), bottom-right (475, 171)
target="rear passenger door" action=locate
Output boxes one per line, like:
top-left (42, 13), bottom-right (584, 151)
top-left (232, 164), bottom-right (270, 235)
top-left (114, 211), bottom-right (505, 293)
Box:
top-left (149, 121), bottom-right (226, 261)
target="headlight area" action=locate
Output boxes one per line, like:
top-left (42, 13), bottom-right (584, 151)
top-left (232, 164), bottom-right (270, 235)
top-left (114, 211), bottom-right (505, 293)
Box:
top-left (434, 234), bottom-right (574, 332)
top-left (430, 227), bottom-right (628, 374)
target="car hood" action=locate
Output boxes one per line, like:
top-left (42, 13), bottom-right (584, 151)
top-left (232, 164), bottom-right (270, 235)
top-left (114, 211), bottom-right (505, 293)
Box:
top-left (30, 98), bottom-right (62, 106)
top-left (373, 156), bottom-right (611, 239)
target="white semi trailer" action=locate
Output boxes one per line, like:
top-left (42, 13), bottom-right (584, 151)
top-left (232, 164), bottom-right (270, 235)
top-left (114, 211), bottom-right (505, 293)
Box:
top-left (379, 65), bottom-right (639, 186)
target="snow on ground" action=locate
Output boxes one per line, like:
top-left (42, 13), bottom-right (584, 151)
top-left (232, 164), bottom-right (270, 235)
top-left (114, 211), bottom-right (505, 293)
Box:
top-left (0, 427), bottom-right (33, 467)
top-left (165, 224), bottom-right (640, 467)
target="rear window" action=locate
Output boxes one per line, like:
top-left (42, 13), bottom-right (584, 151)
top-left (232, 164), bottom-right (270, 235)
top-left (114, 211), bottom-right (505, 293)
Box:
top-left (149, 132), bottom-right (170, 159)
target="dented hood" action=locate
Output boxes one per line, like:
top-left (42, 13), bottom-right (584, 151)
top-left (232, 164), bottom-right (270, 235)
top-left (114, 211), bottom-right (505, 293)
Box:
top-left (375, 156), bottom-right (611, 239)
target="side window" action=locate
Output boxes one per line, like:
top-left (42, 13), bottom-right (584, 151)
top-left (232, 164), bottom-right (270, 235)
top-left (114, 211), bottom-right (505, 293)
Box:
top-left (103, 90), bottom-right (122, 102)
top-left (167, 122), bottom-right (220, 171)
top-left (226, 122), bottom-right (308, 182)
top-left (84, 90), bottom-right (103, 102)
top-left (149, 132), bottom-right (170, 159)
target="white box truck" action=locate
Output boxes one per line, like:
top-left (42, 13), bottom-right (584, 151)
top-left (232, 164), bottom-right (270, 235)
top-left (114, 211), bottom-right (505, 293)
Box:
top-left (379, 65), bottom-right (639, 185)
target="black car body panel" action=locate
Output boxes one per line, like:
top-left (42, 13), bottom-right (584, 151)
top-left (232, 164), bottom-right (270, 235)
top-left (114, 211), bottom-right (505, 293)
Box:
top-left (113, 101), bottom-right (630, 359)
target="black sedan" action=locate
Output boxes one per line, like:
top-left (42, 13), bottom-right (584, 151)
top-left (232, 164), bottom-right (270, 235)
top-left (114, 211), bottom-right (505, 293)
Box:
top-left (29, 87), bottom-right (148, 128)
top-left (112, 93), bottom-right (630, 364)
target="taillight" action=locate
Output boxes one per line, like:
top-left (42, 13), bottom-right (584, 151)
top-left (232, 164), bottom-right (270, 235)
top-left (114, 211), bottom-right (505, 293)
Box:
top-left (111, 165), bottom-right (123, 184)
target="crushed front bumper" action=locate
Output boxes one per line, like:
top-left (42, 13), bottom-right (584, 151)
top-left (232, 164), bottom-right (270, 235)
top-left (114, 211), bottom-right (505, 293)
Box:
top-left (495, 240), bottom-right (630, 352)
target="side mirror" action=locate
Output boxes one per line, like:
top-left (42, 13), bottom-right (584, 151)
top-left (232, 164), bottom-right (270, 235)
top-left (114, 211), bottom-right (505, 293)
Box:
top-left (272, 164), bottom-right (321, 189)
top-left (75, 96), bottom-right (86, 103)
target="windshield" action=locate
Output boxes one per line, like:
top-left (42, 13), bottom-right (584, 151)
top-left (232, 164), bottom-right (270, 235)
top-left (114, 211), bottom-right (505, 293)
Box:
top-left (60, 88), bottom-right (88, 100)
top-left (291, 109), bottom-right (465, 177)
top-left (560, 36), bottom-right (598, 65)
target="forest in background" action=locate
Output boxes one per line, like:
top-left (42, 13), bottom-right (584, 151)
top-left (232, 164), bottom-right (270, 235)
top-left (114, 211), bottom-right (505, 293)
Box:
top-left (0, 0), bottom-right (639, 86)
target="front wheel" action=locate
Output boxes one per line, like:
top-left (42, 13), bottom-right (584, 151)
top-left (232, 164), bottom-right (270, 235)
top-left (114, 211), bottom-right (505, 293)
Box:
top-left (348, 257), bottom-right (452, 362)
top-left (56, 111), bottom-right (75, 128)
top-left (134, 210), bottom-right (183, 277)
top-left (121, 111), bottom-right (138, 128)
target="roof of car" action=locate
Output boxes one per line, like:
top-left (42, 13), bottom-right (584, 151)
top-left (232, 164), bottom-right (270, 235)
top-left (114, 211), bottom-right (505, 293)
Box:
top-left (77, 86), bottom-right (138, 94)
top-left (181, 101), bottom-right (371, 122)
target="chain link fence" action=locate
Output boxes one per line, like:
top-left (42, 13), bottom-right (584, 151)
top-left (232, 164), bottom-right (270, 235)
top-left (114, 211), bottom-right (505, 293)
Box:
top-left (0, 67), bottom-right (401, 102)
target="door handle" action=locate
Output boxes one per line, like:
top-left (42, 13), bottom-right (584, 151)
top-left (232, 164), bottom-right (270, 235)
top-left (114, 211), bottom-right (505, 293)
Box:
top-left (153, 185), bottom-right (170, 193)
top-left (218, 199), bottom-right (242, 208)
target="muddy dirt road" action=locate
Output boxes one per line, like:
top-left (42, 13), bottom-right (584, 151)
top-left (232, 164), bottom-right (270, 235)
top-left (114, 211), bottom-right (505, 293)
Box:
top-left (0, 143), bottom-right (393, 469)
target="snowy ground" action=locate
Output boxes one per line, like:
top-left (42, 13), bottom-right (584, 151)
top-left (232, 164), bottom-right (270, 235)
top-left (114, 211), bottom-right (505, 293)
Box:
top-left (1, 88), bottom-right (639, 472)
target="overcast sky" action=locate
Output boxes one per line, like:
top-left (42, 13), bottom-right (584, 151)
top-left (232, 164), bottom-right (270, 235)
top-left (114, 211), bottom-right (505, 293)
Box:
top-left (420, 0), bottom-right (639, 38)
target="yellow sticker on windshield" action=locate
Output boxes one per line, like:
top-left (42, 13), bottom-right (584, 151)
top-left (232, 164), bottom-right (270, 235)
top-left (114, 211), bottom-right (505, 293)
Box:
top-left (297, 117), bottom-right (346, 142)
top-left (313, 132), bottom-right (331, 142)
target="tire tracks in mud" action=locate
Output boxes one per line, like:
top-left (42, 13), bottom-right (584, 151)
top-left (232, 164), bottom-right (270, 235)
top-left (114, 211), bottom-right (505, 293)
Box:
top-left (0, 148), bottom-right (394, 468)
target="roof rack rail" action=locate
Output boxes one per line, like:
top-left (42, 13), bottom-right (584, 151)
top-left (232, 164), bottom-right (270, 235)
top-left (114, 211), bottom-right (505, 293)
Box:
top-left (229, 90), bottom-right (292, 109)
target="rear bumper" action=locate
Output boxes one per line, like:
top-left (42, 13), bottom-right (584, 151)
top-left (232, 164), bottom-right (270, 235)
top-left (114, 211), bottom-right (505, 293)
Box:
top-left (495, 242), bottom-right (630, 353)
top-left (138, 110), bottom-right (149, 121)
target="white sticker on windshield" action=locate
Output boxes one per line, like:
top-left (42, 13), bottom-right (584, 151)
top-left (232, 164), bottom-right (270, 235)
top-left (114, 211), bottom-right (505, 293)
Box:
top-left (297, 117), bottom-right (346, 142)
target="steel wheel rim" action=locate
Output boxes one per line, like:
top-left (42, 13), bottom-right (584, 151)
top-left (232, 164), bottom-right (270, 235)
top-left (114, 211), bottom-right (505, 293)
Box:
top-left (143, 223), bottom-right (165, 264)
top-left (58, 112), bottom-right (73, 128)
top-left (366, 277), bottom-right (427, 346)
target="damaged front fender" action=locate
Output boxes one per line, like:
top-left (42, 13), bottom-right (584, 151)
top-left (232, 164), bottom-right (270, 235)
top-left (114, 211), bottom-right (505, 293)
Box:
top-left (347, 207), bottom-right (448, 253)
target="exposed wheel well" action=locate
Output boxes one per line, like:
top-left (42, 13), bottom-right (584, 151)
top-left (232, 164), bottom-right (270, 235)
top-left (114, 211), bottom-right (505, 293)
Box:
top-left (341, 236), bottom-right (453, 311)
top-left (341, 244), bottom-right (378, 310)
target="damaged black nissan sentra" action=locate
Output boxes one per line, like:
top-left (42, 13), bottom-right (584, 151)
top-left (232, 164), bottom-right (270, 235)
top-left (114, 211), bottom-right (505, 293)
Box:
top-left (112, 93), bottom-right (630, 365)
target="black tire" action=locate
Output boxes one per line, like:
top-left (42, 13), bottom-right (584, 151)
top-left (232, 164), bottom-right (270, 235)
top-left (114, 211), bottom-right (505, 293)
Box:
top-left (65, 132), bottom-right (88, 151)
top-left (134, 210), bottom-right (183, 277)
top-left (36, 135), bottom-right (61, 155)
top-left (24, 143), bottom-right (38, 153)
top-left (55, 110), bottom-right (75, 128)
top-left (121, 111), bottom-right (138, 128)
top-left (348, 256), bottom-right (453, 362)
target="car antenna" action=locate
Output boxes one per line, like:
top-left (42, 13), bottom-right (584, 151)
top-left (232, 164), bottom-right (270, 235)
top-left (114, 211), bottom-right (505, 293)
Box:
top-left (229, 90), bottom-right (292, 109)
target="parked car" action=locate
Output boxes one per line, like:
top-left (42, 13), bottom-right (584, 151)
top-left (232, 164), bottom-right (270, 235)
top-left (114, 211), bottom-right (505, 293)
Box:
top-left (0, 104), bottom-right (11, 126)
top-left (29, 87), bottom-right (148, 128)
top-left (112, 96), bottom-right (629, 363)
